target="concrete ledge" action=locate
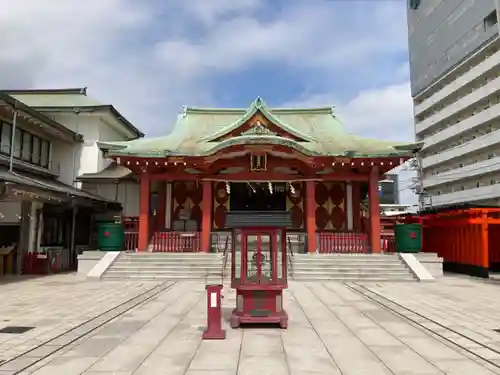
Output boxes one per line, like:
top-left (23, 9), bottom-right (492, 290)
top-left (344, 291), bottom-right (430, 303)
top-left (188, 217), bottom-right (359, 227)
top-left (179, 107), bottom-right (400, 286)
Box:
top-left (86, 252), bottom-right (121, 280)
top-left (77, 251), bottom-right (106, 277)
top-left (398, 253), bottom-right (434, 281)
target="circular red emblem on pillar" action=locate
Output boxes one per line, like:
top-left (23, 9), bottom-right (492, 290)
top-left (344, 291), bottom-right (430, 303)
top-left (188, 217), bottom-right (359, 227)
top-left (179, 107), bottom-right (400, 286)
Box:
top-left (104, 231), bottom-right (110, 238)
top-left (409, 232), bottom-right (416, 239)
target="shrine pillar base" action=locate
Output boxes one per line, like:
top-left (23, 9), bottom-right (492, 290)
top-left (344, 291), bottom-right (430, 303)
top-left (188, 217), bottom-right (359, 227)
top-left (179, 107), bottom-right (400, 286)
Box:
top-left (230, 288), bottom-right (288, 329)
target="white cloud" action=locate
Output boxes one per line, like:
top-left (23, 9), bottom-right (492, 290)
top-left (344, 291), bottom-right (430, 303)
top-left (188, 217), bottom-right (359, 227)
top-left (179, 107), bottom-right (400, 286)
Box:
top-left (283, 81), bottom-right (418, 205)
top-left (154, 0), bottom-right (408, 81)
top-left (284, 82), bottom-right (414, 141)
top-left (0, 0), bottom-right (414, 151)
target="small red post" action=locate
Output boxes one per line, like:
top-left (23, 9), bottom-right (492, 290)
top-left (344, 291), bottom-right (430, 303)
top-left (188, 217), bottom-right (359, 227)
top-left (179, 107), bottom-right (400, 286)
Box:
top-left (202, 284), bottom-right (226, 340)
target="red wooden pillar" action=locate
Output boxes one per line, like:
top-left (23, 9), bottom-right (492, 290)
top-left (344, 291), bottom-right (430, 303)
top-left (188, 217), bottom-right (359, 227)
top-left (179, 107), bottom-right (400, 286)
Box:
top-left (201, 181), bottom-right (212, 253)
top-left (156, 181), bottom-right (166, 230)
top-left (351, 182), bottom-right (361, 231)
top-left (368, 167), bottom-right (381, 253)
top-left (138, 173), bottom-right (151, 252)
top-left (305, 181), bottom-right (317, 253)
top-left (481, 212), bottom-right (489, 270)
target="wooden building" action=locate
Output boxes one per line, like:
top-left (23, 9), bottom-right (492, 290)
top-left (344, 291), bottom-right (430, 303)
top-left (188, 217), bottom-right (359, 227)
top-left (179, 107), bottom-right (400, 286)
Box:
top-left (98, 98), bottom-right (421, 253)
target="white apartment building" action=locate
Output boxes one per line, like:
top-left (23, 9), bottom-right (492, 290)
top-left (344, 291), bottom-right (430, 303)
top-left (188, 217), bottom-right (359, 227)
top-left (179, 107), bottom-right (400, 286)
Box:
top-left (408, 0), bottom-right (500, 207)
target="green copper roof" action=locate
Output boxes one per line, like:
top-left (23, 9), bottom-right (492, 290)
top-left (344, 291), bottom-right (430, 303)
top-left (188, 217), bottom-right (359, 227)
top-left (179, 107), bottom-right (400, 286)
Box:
top-left (5, 88), bottom-right (144, 138)
top-left (7, 88), bottom-right (103, 107)
top-left (100, 98), bottom-right (421, 158)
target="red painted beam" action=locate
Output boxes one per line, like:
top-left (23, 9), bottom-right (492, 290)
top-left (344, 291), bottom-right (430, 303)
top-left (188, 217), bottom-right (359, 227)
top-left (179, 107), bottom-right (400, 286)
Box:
top-left (150, 171), bottom-right (368, 182)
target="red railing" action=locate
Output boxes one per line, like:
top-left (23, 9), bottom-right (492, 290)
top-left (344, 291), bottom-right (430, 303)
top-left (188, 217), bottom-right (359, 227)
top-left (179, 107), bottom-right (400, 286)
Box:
top-left (152, 231), bottom-right (201, 252)
top-left (381, 235), bottom-right (396, 252)
top-left (124, 231), bottom-right (139, 251)
top-left (318, 232), bottom-right (368, 253)
top-left (22, 248), bottom-right (72, 275)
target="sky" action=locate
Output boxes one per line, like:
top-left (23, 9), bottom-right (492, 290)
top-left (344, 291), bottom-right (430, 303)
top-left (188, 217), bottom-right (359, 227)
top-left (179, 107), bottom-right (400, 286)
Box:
top-left (0, 0), bottom-right (417, 205)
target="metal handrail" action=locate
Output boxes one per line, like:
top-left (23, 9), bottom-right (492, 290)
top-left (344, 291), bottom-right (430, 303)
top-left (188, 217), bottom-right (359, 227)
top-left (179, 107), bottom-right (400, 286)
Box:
top-left (286, 234), bottom-right (294, 277)
top-left (220, 234), bottom-right (230, 285)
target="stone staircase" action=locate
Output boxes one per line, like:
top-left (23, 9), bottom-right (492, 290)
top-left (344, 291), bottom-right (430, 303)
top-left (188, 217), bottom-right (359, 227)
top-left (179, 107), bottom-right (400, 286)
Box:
top-left (101, 252), bottom-right (224, 282)
top-left (290, 253), bottom-right (417, 281)
top-left (99, 230), bottom-right (418, 282)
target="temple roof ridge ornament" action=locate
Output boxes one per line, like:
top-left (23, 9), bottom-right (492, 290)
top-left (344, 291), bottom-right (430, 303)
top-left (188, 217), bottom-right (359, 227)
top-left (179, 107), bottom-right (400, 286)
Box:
top-left (241, 120), bottom-right (277, 136)
top-left (199, 97), bottom-right (314, 143)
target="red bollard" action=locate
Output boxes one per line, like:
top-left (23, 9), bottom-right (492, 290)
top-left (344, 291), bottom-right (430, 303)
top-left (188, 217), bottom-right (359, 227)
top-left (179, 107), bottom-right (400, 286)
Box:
top-left (202, 284), bottom-right (226, 340)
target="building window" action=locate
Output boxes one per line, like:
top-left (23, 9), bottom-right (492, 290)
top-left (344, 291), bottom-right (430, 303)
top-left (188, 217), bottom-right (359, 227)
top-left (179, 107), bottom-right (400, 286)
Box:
top-left (485, 10), bottom-right (498, 30)
top-left (13, 128), bottom-right (21, 159)
top-left (21, 132), bottom-right (32, 161)
top-left (491, 180), bottom-right (496, 185)
top-left (0, 122), bottom-right (11, 155)
top-left (32, 137), bottom-right (41, 165)
top-left (409, 1), bottom-right (420, 11)
top-left (40, 140), bottom-right (50, 168)
top-left (0, 121), bottom-right (51, 170)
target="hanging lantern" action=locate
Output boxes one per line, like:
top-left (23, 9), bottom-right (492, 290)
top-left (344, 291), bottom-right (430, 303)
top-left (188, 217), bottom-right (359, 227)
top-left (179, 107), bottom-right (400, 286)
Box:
top-left (268, 181), bottom-right (273, 194)
top-left (289, 183), bottom-right (296, 196)
top-left (225, 182), bottom-right (231, 195)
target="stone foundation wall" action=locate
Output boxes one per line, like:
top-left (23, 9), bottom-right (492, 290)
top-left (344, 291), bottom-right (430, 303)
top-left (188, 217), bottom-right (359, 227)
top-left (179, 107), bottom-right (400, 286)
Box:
top-left (415, 253), bottom-right (443, 278)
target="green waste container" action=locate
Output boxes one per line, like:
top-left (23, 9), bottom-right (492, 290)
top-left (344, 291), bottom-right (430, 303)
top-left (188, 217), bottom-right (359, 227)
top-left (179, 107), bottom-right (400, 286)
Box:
top-left (97, 222), bottom-right (125, 251)
top-left (395, 223), bottom-right (422, 253)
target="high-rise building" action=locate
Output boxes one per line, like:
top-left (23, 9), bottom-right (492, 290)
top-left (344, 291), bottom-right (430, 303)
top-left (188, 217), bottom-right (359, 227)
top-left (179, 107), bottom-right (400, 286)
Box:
top-left (379, 174), bottom-right (400, 205)
top-left (407, 0), bottom-right (500, 207)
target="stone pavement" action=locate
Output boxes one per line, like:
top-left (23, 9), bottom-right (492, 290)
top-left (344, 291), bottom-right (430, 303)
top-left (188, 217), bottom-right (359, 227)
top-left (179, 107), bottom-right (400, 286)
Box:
top-left (0, 274), bottom-right (499, 374)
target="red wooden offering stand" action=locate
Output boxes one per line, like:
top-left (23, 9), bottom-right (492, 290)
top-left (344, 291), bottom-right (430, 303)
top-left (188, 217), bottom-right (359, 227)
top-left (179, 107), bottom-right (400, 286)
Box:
top-left (230, 227), bottom-right (288, 329)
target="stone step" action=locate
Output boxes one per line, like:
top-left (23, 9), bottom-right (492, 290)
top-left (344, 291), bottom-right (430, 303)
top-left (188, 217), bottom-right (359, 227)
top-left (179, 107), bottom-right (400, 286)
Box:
top-left (291, 260), bottom-right (403, 266)
top-left (105, 269), bottom-right (223, 276)
top-left (108, 266), bottom-right (222, 272)
top-left (292, 276), bottom-right (416, 281)
top-left (292, 255), bottom-right (399, 258)
top-left (114, 260), bottom-right (223, 266)
top-left (291, 265), bottom-right (410, 272)
top-left (292, 268), bottom-right (411, 275)
top-left (119, 253), bottom-right (223, 258)
top-left (101, 274), bottom-right (222, 281)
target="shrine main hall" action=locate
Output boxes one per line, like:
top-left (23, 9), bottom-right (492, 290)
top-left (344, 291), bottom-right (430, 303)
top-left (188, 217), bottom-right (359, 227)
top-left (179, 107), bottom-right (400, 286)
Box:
top-left (98, 98), bottom-right (420, 254)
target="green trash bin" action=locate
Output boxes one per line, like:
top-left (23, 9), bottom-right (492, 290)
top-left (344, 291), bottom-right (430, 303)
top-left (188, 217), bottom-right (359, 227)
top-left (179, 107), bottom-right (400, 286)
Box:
top-left (395, 223), bottom-right (422, 253)
top-left (97, 222), bottom-right (125, 251)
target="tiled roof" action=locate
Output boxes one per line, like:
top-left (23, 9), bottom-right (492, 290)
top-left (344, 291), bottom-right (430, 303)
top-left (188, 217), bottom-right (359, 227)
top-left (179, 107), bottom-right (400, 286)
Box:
top-left (100, 98), bottom-right (421, 158)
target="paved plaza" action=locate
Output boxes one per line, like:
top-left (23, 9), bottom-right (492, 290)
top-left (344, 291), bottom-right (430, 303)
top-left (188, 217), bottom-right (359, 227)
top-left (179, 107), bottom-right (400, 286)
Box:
top-left (0, 276), bottom-right (500, 374)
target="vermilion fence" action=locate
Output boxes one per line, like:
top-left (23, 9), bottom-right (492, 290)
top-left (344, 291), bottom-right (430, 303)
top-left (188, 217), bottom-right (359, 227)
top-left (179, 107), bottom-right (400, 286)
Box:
top-left (124, 231), bottom-right (139, 251)
top-left (152, 231), bottom-right (201, 252)
top-left (22, 248), bottom-right (72, 275)
top-left (123, 217), bottom-right (139, 251)
top-left (318, 232), bottom-right (368, 253)
top-left (381, 234), bottom-right (395, 252)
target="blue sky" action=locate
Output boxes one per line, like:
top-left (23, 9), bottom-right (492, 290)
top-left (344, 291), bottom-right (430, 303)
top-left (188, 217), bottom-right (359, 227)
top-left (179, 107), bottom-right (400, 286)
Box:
top-left (0, 0), bottom-right (417, 204)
